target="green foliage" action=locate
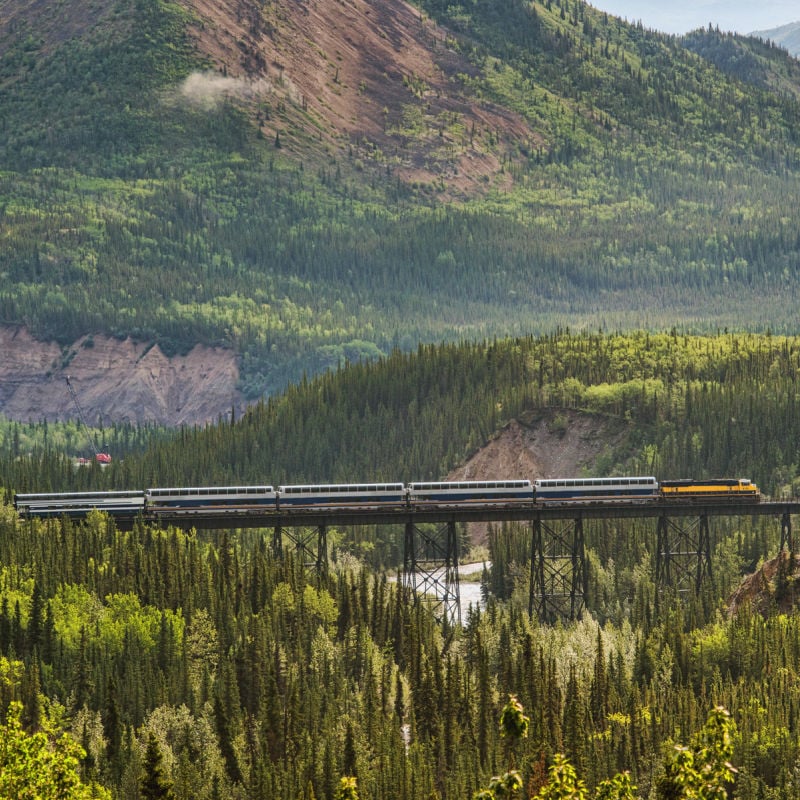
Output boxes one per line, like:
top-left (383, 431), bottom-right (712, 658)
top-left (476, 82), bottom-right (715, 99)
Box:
top-left (0, 700), bottom-right (110, 799)
top-left (488, 770), bottom-right (524, 799)
top-left (595, 772), bottom-right (636, 800)
top-left (140, 731), bottom-right (175, 800)
top-left (499, 694), bottom-right (530, 742)
top-left (533, 754), bottom-right (588, 800)
top-left (656, 707), bottom-right (737, 800)
top-left (481, 702), bottom-right (734, 800)
top-left (336, 776), bottom-right (360, 800)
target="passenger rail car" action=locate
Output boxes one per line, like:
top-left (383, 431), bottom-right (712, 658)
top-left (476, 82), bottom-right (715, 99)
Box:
top-left (145, 486), bottom-right (276, 514)
top-left (659, 478), bottom-right (760, 502)
top-left (12, 475), bottom-right (763, 520)
top-left (276, 483), bottom-right (407, 511)
top-left (14, 490), bottom-right (145, 518)
top-left (534, 476), bottom-right (659, 503)
top-left (408, 480), bottom-right (534, 507)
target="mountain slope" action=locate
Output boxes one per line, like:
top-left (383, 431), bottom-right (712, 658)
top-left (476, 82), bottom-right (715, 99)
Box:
top-left (183, 0), bottom-right (532, 189)
top-left (3, 0), bottom-right (800, 419)
top-left (751, 20), bottom-right (800, 57)
top-left (682, 26), bottom-right (800, 94)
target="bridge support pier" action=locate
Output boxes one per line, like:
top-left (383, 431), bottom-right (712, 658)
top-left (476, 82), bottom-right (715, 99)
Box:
top-left (402, 520), bottom-right (461, 629)
top-left (655, 514), bottom-right (712, 596)
top-left (780, 510), bottom-right (794, 553)
top-left (271, 524), bottom-right (328, 577)
top-left (529, 516), bottom-right (587, 623)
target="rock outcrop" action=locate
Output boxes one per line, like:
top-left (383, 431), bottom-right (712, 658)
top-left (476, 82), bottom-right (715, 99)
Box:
top-left (0, 327), bottom-right (246, 427)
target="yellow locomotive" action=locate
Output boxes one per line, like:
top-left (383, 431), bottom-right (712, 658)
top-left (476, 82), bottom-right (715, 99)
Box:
top-left (659, 478), bottom-right (759, 501)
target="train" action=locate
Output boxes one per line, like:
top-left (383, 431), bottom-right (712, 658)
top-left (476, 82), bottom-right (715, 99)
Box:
top-left (12, 477), bottom-right (761, 519)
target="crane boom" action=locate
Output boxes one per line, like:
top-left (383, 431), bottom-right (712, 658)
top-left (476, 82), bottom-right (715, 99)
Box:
top-left (65, 376), bottom-right (111, 464)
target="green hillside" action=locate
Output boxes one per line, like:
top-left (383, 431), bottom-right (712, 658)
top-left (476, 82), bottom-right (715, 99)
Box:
top-left (5, 331), bottom-right (800, 513)
top-left (122, 331), bottom-right (800, 498)
top-left (2, 0), bottom-right (800, 396)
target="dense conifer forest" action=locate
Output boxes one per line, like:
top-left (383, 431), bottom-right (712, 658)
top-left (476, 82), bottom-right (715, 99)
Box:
top-left (5, 331), bottom-right (799, 499)
top-left (2, 332), bottom-right (800, 798)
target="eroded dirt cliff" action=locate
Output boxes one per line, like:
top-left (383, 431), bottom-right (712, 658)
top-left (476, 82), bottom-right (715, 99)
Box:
top-left (447, 410), bottom-right (632, 544)
top-left (0, 327), bottom-right (246, 427)
top-left (447, 411), bottom-right (629, 483)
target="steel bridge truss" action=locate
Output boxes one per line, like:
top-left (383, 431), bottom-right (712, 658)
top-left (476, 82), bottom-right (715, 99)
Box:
top-left (269, 519), bottom-right (462, 629)
top-left (260, 505), bottom-right (795, 627)
top-left (272, 525), bottom-right (329, 577)
top-left (529, 516), bottom-right (587, 623)
top-left (781, 511), bottom-right (794, 553)
top-left (655, 514), bottom-right (713, 596)
top-left (402, 521), bottom-right (461, 630)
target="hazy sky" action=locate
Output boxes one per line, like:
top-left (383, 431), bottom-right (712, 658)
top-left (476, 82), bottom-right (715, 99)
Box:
top-left (587, 1), bottom-right (799, 36)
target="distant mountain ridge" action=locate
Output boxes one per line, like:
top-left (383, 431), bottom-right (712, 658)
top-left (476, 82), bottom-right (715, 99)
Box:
top-left (3, 0), bottom-right (800, 422)
top-left (751, 20), bottom-right (800, 56)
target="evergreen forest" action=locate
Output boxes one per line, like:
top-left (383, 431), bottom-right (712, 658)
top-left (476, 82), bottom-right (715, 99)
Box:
top-left (1, 332), bottom-right (800, 798)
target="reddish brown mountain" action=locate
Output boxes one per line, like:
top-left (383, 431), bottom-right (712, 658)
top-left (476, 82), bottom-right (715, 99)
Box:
top-left (179, 0), bottom-right (533, 195)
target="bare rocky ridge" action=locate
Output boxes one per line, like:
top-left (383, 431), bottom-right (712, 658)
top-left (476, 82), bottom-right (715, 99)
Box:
top-left (0, 326), bottom-right (245, 427)
top-left (447, 412), bottom-right (629, 483)
top-left (179, 0), bottom-right (534, 196)
top-left (727, 550), bottom-right (800, 617)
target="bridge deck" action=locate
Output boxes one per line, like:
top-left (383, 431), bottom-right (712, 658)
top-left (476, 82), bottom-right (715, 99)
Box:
top-left (134, 500), bottom-right (799, 531)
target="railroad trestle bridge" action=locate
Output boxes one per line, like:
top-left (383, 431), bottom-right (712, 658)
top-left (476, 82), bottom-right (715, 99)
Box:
top-left (149, 500), bottom-right (799, 628)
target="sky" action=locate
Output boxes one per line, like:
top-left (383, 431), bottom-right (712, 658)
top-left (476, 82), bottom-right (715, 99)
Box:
top-left (587, 1), bottom-right (800, 36)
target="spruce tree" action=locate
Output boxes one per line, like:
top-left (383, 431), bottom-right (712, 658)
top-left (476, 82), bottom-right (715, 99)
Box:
top-left (140, 732), bottom-right (174, 800)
